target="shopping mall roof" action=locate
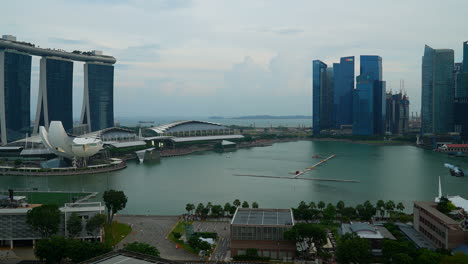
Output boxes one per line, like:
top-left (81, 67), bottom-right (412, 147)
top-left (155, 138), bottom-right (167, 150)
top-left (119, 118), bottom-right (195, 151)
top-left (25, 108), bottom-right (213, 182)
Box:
top-left (231, 208), bottom-right (294, 226)
top-left (146, 120), bottom-right (228, 134)
top-left (171, 134), bottom-right (243, 142)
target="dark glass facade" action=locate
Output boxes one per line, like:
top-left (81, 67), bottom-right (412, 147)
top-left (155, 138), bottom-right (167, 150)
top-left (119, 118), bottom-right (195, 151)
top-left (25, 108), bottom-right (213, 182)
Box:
top-left (353, 56), bottom-right (383, 135)
top-left (312, 60), bottom-right (327, 134)
top-left (386, 92), bottom-right (410, 135)
top-left (45, 58), bottom-right (73, 131)
top-left (86, 63), bottom-right (114, 131)
top-left (333, 57), bottom-right (354, 128)
top-left (421, 46), bottom-right (454, 134)
top-left (454, 97), bottom-right (468, 142)
top-left (320, 68), bottom-right (334, 131)
top-left (1, 50), bottom-right (31, 143)
top-left (463, 41), bottom-right (468, 73)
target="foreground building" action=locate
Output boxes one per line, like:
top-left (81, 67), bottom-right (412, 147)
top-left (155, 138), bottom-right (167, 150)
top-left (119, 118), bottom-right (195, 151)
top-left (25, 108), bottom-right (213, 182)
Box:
top-left (0, 44), bottom-right (32, 145)
top-left (0, 194), bottom-right (104, 248)
top-left (230, 208), bottom-right (296, 259)
top-left (421, 45), bottom-right (454, 135)
top-left (341, 222), bottom-right (395, 255)
top-left (413, 201), bottom-right (468, 250)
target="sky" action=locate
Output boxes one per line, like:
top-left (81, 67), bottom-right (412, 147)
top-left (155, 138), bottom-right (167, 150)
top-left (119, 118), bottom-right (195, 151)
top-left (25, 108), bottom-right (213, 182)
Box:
top-left (2, 0), bottom-right (468, 118)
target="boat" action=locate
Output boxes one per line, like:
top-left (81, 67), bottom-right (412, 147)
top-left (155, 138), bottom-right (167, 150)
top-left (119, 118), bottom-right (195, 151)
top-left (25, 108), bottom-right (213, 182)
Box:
top-left (444, 163), bottom-right (465, 177)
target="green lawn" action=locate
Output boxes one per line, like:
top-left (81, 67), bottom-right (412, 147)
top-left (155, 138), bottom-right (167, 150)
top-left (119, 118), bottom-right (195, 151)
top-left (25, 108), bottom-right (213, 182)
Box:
top-left (104, 221), bottom-right (132, 247)
top-left (168, 220), bottom-right (198, 254)
top-left (0, 191), bottom-right (91, 206)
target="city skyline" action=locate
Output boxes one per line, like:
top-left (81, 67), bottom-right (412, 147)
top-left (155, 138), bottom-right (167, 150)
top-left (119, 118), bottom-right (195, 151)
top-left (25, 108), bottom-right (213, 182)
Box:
top-left (1, 0), bottom-right (468, 117)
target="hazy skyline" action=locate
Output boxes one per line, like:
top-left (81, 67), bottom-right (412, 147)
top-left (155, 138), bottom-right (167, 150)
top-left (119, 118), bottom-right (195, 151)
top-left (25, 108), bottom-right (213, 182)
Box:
top-left (3, 0), bottom-right (468, 118)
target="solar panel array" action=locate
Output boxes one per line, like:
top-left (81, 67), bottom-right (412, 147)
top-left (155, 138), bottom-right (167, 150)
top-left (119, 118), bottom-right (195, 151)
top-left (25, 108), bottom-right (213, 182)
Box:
top-left (232, 209), bottom-right (293, 225)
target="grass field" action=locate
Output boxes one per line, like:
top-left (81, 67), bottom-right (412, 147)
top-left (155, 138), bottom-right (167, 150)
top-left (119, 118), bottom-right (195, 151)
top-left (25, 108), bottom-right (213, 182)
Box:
top-left (104, 221), bottom-right (132, 246)
top-left (0, 191), bottom-right (91, 206)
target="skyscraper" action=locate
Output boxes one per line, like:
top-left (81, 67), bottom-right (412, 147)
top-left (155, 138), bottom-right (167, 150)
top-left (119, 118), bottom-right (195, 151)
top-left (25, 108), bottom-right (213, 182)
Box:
top-left (81, 62), bottom-right (114, 132)
top-left (34, 57), bottom-right (74, 133)
top-left (454, 41), bottom-right (468, 141)
top-left (320, 68), bottom-right (334, 131)
top-left (386, 92), bottom-right (409, 135)
top-left (353, 55), bottom-right (384, 135)
top-left (312, 60), bottom-right (327, 134)
top-left (333, 56), bottom-right (354, 128)
top-left (421, 45), bottom-right (454, 134)
top-left (0, 49), bottom-right (31, 144)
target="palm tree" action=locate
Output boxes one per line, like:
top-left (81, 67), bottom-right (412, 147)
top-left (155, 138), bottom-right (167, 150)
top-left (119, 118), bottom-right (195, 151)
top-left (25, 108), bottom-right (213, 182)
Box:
top-left (252, 202), bottom-right (259, 208)
top-left (385, 200), bottom-right (395, 218)
top-left (318, 201), bottom-right (325, 211)
top-left (242, 201), bottom-right (249, 208)
top-left (376, 200), bottom-right (385, 219)
top-left (336, 201), bottom-right (345, 212)
top-left (396, 202), bottom-right (405, 213)
top-left (233, 199), bottom-right (241, 207)
top-left (309, 202), bottom-right (317, 209)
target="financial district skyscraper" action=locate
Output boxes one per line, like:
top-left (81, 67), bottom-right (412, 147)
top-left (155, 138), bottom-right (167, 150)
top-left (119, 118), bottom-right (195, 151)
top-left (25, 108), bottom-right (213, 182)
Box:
top-left (421, 45), bottom-right (454, 134)
top-left (312, 56), bottom-right (354, 134)
top-left (0, 35), bottom-right (116, 145)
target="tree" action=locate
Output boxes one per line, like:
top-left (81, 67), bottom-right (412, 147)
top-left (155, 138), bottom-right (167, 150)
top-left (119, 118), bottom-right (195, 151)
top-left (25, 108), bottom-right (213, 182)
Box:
top-left (27, 204), bottom-right (61, 238)
top-left (196, 203), bottom-right (205, 216)
top-left (417, 249), bottom-right (443, 264)
top-left (336, 200), bottom-right (345, 212)
top-left (437, 197), bottom-right (457, 214)
top-left (341, 207), bottom-right (357, 221)
top-left (206, 202), bottom-right (213, 210)
top-left (66, 239), bottom-right (111, 262)
top-left (86, 214), bottom-right (106, 235)
top-left (396, 202), bottom-right (405, 213)
top-left (252, 202), bottom-right (259, 208)
top-left (103, 190), bottom-right (128, 224)
top-left (186, 203), bottom-right (195, 214)
top-left (284, 223), bottom-right (327, 254)
top-left (124, 242), bottom-right (160, 257)
top-left (67, 212), bottom-right (82, 238)
top-left (377, 200), bottom-right (385, 219)
top-left (242, 201), bottom-right (249, 208)
top-left (309, 202), bottom-right (317, 209)
top-left (322, 203), bottom-right (337, 223)
top-left (233, 199), bottom-right (241, 207)
top-left (385, 200), bottom-right (395, 217)
top-left (35, 236), bottom-right (68, 263)
top-left (336, 233), bottom-right (371, 264)
top-left (224, 203), bottom-right (232, 216)
top-left (441, 252), bottom-right (468, 264)
top-left (211, 205), bottom-right (223, 218)
top-left (393, 253), bottom-right (413, 264)
top-left (318, 201), bottom-right (325, 211)
top-left (360, 200), bottom-right (376, 221)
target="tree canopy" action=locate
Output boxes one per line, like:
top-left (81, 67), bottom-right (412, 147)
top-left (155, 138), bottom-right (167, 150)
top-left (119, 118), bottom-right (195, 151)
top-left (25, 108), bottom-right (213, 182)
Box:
top-left (124, 242), bottom-right (160, 257)
top-left (67, 212), bottom-right (82, 238)
top-left (103, 190), bottom-right (128, 224)
top-left (336, 233), bottom-right (371, 264)
top-left (26, 204), bottom-right (61, 238)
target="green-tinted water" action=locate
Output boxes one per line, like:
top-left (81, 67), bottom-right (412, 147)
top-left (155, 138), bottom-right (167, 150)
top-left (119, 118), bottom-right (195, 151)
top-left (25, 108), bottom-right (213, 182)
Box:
top-left (1, 141), bottom-right (467, 214)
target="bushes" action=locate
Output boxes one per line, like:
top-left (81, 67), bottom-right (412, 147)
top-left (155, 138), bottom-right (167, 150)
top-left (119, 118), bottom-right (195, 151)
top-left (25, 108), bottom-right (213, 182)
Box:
top-left (124, 242), bottom-right (160, 257)
top-left (192, 232), bottom-right (217, 239)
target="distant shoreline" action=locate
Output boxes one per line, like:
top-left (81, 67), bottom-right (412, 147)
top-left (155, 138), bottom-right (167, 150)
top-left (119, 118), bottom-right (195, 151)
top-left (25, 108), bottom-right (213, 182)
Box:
top-left (310, 137), bottom-right (414, 146)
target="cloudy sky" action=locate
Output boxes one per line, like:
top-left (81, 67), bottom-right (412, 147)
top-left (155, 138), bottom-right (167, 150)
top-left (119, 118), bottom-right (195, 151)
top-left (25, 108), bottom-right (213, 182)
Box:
top-left (3, 0), bottom-right (468, 118)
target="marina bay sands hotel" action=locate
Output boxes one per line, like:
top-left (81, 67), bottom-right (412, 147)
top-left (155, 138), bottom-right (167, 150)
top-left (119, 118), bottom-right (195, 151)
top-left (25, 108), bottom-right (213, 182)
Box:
top-left (0, 35), bottom-right (116, 145)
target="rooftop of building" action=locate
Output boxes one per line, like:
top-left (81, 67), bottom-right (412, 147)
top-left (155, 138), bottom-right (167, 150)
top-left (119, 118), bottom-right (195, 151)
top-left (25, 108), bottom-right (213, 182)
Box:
top-left (0, 35), bottom-right (116, 64)
top-left (341, 222), bottom-right (395, 240)
top-left (146, 120), bottom-right (228, 135)
top-left (231, 208), bottom-right (294, 226)
top-left (80, 249), bottom-right (180, 264)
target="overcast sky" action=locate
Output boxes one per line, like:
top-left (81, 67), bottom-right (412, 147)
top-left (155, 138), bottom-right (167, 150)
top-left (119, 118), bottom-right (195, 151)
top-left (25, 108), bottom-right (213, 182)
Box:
top-left (3, 0), bottom-right (468, 118)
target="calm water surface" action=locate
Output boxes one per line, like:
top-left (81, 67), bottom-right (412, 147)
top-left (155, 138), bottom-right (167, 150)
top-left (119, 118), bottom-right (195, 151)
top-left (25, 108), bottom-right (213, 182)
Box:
top-left (1, 141), bottom-right (467, 215)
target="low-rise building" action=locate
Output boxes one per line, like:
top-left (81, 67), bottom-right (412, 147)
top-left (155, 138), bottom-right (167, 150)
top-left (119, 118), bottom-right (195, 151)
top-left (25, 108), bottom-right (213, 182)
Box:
top-left (230, 208), bottom-right (296, 260)
top-left (0, 194), bottom-right (104, 248)
top-left (413, 201), bottom-right (468, 250)
top-left (340, 222), bottom-right (395, 255)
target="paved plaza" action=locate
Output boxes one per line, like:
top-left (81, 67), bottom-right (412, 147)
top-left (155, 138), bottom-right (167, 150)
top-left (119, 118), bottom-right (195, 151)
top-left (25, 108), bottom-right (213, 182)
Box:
top-left (116, 215), bottom-right (202, 261)
top-left (192, 221), bottom-right (231, 262)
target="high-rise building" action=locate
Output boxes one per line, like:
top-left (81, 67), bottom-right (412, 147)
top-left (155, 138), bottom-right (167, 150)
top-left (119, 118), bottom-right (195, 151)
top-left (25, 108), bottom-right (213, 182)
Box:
top-left (421, 45), bottom-right (454, 134)
top-left (386, 92), bottom-right (410, 135)
top-left (80, 62), bottom-right (114, 132)
top-left (0, 49), bottom-right (31, 144)
top-left (454, 41), bottom-right (468, 141)
top-left (312, 60), bottom-right (327, 134)
top-left (353, 55), bottom-right (385, 136)
top-left (463, 41), bottom-right (468, 73)
top-left (320, 68), bottom-right (334, 131)
top-left (333, 56), bottom-right (354, 128)
top-left (34, 57), bottom-right (74, 133)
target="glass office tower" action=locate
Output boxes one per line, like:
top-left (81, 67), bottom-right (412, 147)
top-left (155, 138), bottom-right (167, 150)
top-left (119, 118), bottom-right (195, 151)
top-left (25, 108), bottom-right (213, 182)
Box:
top-left (421, 45), bottom-right (454, 134)
top-left (353, 55), bottom-right (383, 136)
top-left (81, 62), bottom-right (114, 132)
top-left (312, 60), bottom-right (327, 134)
top-left (34, 57), bottom-right (73, 133)
top-left (0, 49), bottom-right (32, 144)
top-left (333, 56), bottom-right (354, 129)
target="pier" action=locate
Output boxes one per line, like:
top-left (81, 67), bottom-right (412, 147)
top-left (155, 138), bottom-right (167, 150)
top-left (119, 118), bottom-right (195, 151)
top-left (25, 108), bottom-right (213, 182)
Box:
top-left (294, 154), bottom-right (336, 178)
top-left (233, 174), bottom-right (358, 183)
